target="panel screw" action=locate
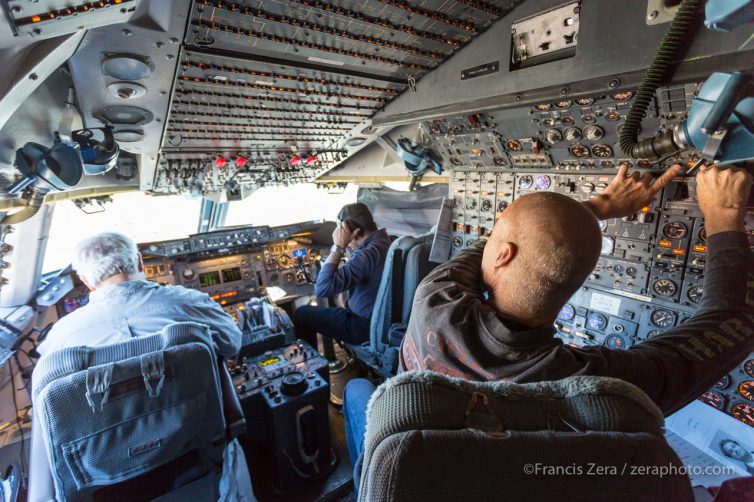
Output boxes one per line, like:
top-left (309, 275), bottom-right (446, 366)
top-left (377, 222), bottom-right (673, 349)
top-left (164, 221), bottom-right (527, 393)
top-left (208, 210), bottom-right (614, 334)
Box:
top-left (648, 10), bottom-right (658, 20)
top-left (560, 87), bottom-right (569, 95)
top-left (29, 73), bottom-right (38, 80)
top-left (122, 29), bottom-right (132, 36)
top-left (608, 78), bottom-right (620, 88)
top-left (515, 95), bottom-right (523, 102)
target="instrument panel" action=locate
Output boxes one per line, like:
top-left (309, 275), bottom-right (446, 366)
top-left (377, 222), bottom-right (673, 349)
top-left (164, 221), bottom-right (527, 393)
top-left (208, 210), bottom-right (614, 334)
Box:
top-left (140, 221), bottom-right (332, 314)
top-left (428, 81), bottom-right (754, 428)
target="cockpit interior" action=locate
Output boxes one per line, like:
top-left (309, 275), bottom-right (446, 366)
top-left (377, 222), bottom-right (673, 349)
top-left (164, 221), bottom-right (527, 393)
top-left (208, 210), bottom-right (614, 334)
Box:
top-left (0, 0), bottom-right (752, 500)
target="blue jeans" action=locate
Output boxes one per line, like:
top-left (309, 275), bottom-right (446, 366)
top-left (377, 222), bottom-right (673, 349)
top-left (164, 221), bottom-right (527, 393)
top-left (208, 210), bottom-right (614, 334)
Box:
top-left (293, 306), bottom-right (371, 348)
top-left (343, 378), bottom-right (377, 498)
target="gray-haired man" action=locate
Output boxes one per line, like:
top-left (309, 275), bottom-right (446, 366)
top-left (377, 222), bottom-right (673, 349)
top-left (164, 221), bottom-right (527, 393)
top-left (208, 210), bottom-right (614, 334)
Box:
top-left (38, 231), bottom-right (241, 358)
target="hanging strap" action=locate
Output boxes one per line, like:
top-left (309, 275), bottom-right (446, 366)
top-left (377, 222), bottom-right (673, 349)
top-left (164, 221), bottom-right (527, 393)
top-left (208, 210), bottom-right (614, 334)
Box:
top-left (140, 351), bottom-right (166, 398)
top-left (85, 364), bottom-right (114, 413)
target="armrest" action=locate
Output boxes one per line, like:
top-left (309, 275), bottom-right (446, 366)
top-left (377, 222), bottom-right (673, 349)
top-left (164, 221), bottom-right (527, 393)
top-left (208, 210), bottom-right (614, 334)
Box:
top-left (217, 358), bottom-right (246, 440)
top-left (28, 410), bottom-right (56, 502)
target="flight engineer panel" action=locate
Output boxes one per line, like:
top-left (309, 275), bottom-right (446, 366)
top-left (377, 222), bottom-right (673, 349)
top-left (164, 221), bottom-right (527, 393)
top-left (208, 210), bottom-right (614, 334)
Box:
top-left (429, 81), bottom-right (754, 429)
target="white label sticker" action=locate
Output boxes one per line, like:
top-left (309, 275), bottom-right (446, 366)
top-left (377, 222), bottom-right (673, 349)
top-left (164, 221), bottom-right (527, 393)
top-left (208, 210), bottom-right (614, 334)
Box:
top-left (589, 292), bottom-right (621, 316)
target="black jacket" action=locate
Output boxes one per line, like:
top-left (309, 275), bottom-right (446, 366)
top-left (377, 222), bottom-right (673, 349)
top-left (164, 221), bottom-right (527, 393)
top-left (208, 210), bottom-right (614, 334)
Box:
top-left (400, 232), bottom-right (754, 415)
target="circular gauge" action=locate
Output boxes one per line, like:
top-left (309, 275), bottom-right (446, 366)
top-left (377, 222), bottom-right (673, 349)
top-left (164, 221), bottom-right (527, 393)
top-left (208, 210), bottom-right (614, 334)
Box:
top-left (561, 116), bottom-right (575, 126)
top-left (569, 144), bottom-right (590, 158)
top-left (714, 375), bottom-right (731, 390)
top-left (278, 254), bottom-right (292, 269)
top-left (506, 139), bottom-right (523, 151)
top-left (731, 402), bottom-right (754, 426)
top-left (605, 111), bottom-right (620, 121)
top-left (454, 196), bottom-right (465, 208)
top-left (600, 160), bottom-right (615, 168)
top-left (452, 237), bottom-right (463, 248)
top-left (599, 220), bottom-right (608, 232)
top-left (542, 118), bottom-right (556, 127)
top-left (586, 312), bottom-right (608, 331)
top-left (466, 198), bottom-right (477, 210)
top-left (605, 334), bottom-right (627, 350)
top-left (182, 268), bottom-right (196, 280)
top-left (745, 360), bottom-right (754, 378)
top-left (497, 200), bottom-right (508, 211)
top-left (582, 125), bottom-right (604, 141)
top-left (266, 257), bottom-right (278, 270)
top-left (686, 285), bottom-right (703, 303)
top-left (518, 175), bottom-right (533, 189)
top-left (601, 236), bottom-right (615, 255)
top-left (626, 266), bottom-right (637, 278)
top-left (613, 264), bottom-right (625, 275)
top-left (558, 303), bottom-right (576, 321)
top-left (534, 103), bottom-right (551, 111)
top-left (698, 227), bottom-right (707, 243)
top-left (450, 157), bottom-right (461, 166)
top-left (699, 390), bottom-right (726, 410)
top-left (662, 221), bottom-right (688, 240)
top-left (647, 330), bottom-right (661, 339)
top-left (653, 278), bottom-right (678, 297)
top-left (575, 97), bottom-right (595, 106)
top-left (581, 114), bottom-right (596, 124)
top-left (544, 128), bottom-right (563, 145)
top-left (555, 100), bottom-right (573, 109)
top-left (493, 156), bottom-right (507, 166)
top-left (563, 126), bottom-right (582, 142)
top-left (738, 381), bottom-right (754, 401)
top-left (481, 199), bottom-right (493, 212)
top-left (429, 124), bottom-right (442, 134)
top-left (592, 144), bottom-right (613, 158)
top-left (650, 309), bottom-right (676, 328)
top-left (284, 272), bottom-right (295, 284)
top-left (609, 91), bottom-right (634, 101)
top-left (535, 175), bottom-right (551, 190)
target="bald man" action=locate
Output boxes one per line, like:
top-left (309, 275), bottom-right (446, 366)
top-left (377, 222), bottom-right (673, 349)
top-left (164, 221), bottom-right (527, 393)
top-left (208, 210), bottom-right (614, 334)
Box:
top-left (399, 164), bottom-right (754, 414)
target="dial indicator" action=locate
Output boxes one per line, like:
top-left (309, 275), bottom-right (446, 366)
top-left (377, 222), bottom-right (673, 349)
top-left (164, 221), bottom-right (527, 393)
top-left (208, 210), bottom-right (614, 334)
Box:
top-left (662, 221), bottom-right (688, 240)
top-left (650, 309), bottom-right (676, 328)
top-left (563, 127), bottom-right (582, 142)
top-left (738, 381), bottom-right (754, 402)
top-left (518, 175), bottom-right (533, 190)
top-left (535, 175), bottom-right (551, 190)
top-left (699, 390), bottom-right (726, 410)
top-left (586, 313), bottom-right (608, 331)
top-left (687, 285), bottom-right (703, 303)
top-left (557, 304), bottom-right (575, 321)
top-left (731, 403), bottom-right (754, 426)
top-left (652, 279), bottom-right (677, 297)
top-left (569, 144), bottom-right (590, 158)
top-left (582, 125), bottom-right (604, 141)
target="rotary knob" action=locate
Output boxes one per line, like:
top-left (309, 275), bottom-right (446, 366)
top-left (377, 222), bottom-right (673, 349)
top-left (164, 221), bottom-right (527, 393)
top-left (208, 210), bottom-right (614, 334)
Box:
top-left (280, 372), bottom-right (307, 396)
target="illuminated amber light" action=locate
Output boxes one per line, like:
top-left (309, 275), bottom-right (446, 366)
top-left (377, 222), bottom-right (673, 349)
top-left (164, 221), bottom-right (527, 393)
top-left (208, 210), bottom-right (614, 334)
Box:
top-left (659, 240), bottom-right (672, 248)
top-left (693, 245), bottom-right (707, 253)
top-left (672, 248), bottom-right (685, 255)
top-left (31, 16), bottom-right (42, 23)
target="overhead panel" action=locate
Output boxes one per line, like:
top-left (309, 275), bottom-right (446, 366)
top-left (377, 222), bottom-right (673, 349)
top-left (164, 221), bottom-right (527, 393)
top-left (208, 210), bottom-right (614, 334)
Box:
top-left (156, 0), bottom-right (513, 197)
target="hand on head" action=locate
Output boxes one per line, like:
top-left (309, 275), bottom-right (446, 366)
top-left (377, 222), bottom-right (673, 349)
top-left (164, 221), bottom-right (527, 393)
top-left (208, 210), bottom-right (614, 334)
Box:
top-left (696, 164), bottom-right (752, 236)
top-left (332, 222), bottom-right (355, 249)
top-left (585, 163), bottom-right (683, 220)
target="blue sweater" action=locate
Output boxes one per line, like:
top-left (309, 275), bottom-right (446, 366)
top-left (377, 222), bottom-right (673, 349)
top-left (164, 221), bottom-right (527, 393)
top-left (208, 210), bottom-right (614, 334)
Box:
top-left (315, 229), bottom-right (391, 318)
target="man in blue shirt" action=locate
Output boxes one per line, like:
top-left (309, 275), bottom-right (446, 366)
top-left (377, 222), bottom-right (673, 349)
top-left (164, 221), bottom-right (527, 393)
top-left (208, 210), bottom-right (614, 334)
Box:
top-left (36, 232), bottom-right (253, 501)
top-left (38, 232), bottom-right (242, 358)
top-left (294, 203), bottom-right (391, 349)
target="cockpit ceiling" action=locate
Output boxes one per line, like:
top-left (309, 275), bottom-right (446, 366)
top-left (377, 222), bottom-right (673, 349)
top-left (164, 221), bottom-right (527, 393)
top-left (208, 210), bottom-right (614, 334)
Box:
top-left (157, 0), bottom-right (514, 188)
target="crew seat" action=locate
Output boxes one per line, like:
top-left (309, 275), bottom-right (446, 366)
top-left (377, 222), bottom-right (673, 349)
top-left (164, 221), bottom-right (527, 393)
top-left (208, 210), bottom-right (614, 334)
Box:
top-left (28, 322), bottom-right (246, 501)
top-left (348, 232), bottom-right (437, 379)
top-left (358, 371), bottom-right (694, 502)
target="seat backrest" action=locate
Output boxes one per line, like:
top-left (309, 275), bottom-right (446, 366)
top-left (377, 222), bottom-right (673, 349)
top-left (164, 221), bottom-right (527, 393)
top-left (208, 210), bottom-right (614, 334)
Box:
top-left (29, 322), bottom-right (227, 502)
top-left (360, 233), bottom-right (436, 377)
top-left (359, 371), bottom-right (693, 502)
